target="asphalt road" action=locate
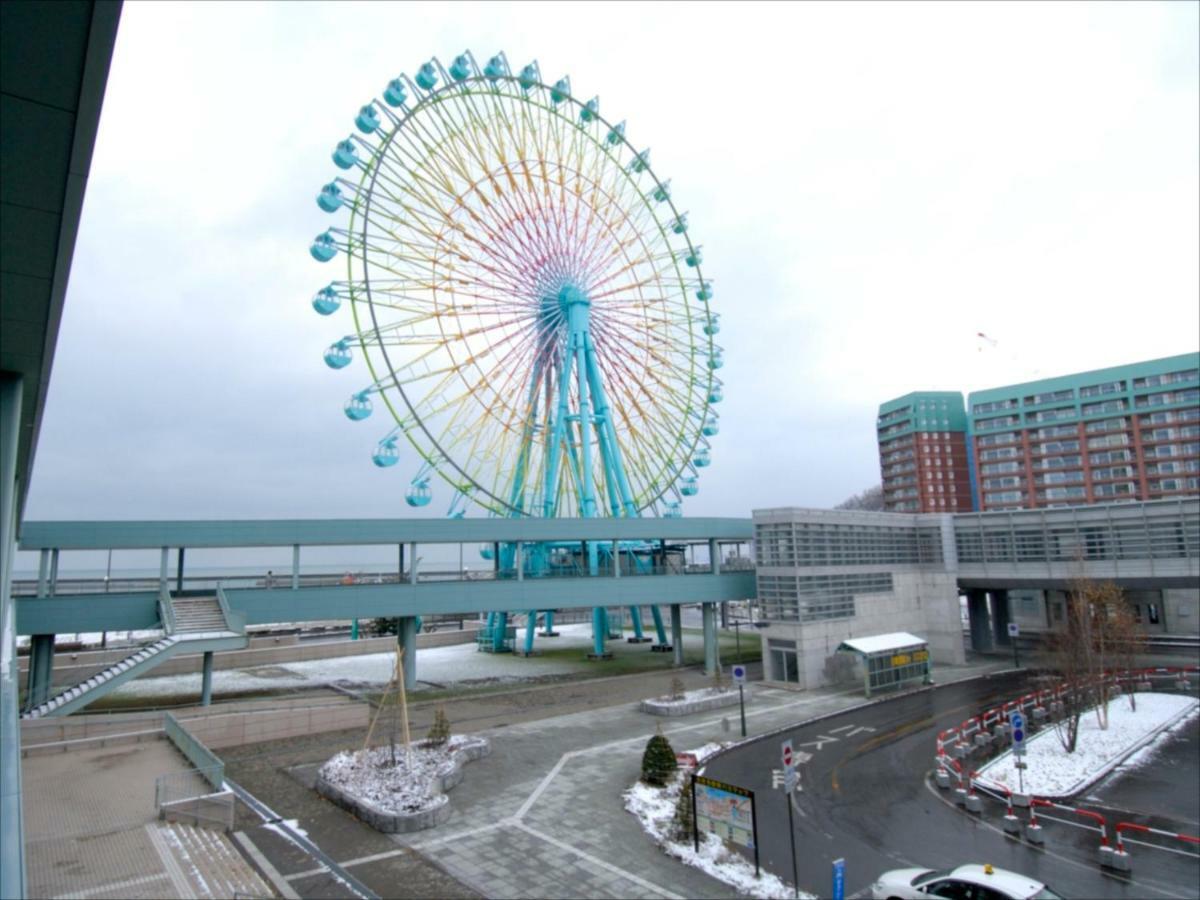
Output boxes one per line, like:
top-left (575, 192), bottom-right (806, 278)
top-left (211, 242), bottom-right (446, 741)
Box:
top-left (704, 672), bottom-right (1199, 900)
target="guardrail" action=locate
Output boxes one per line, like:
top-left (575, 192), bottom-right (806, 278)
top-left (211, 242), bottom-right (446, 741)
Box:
top-left (154, 766), bottom-right (235, 832)
top-left (934, 666), bottom-right (1199, 872)
top-left (164, 712), bottom-right (223, 790)
top-left (158, 585), bottom-right (176, 634)
top-left (215, 585), bottom-right (247, 634)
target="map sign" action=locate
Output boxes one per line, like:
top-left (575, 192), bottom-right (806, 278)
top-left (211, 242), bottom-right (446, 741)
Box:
top-left (694, 775), bottom-right (756, 849)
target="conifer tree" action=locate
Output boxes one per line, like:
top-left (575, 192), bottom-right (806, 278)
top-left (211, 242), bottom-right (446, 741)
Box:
top-left (672, 775), bottom-right (695, 841)
top-left (641, 726), bottom-right (678, 786)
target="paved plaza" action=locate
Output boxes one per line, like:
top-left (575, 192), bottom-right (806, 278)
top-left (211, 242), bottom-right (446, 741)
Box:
top-left (221, 655), bottom-right (1017, 899)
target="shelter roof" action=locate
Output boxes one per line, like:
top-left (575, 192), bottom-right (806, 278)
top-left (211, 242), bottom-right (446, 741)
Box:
top-left (837, 632), bottom-right (926, 655)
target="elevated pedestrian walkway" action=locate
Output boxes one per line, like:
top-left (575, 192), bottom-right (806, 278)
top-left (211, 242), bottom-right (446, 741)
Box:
top-left (21, 592), bottom-right (247, 719)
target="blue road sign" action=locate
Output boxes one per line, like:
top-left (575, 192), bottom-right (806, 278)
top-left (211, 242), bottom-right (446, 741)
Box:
top-left (832, 857), bottom-right (845, 900)
top-left (1011, 712), bottom-right (1026, 747)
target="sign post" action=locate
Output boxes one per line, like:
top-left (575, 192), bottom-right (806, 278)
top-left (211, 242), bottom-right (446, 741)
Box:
top-left (733, 664), bottom-right (747, 737)
top-left (786, 785), bottom-right (799, 899)
top-left (832, 857), bottom-right (845, 900)
top-left (1008, 621), bottom-right (1020, 669)
top-left (1011, 711), bottom-right (1026, 795)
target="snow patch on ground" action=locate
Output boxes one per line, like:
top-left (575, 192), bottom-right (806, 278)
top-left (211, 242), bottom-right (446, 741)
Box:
top-left (654, 686), bottom-right (737, 705)
top-left (319, 737), bottom-right (476, 814)
top-left (977, 693), bottom-right (1199, 798)
top-left (111, 622), bottom-right (708, 699)
top-left (623, 744), bottom-right (811, 899)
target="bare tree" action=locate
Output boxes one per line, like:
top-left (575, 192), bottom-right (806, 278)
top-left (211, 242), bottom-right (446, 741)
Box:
top-left (1049, 576), bottom-right (1145, 751)
top-left (835, 485), bottom-right (885, 511)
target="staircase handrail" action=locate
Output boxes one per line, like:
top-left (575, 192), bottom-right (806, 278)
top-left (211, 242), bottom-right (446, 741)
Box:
top-left (158, 585), bottom-right (177, 634)
top-left (215, 585), bottom-right (247, 635)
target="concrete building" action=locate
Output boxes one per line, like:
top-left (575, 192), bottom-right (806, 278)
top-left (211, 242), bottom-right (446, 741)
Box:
top-left (877, 391), bottom-right (974, 513)
top-left (968, 353), bottom-right (1199, 511)
top-left (752, 507), bottom-right (966, 689)
top-left (878, 353), bottom-right (1200, 514)
top-left (754, 498), bottom-right (1199, 691)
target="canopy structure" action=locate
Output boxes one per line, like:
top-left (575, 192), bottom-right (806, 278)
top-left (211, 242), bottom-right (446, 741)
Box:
top-left (837, 632), bottom-right (931, 697)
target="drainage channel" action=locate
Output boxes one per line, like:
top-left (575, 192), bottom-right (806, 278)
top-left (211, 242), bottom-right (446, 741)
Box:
top-left (226, 777), bottom-right (379, 900)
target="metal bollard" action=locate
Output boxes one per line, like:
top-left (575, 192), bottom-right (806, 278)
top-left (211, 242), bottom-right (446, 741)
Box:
top-left (1025, 822), bottom-right (1044, 844)
top-left (936, 769), bottom-right (951, 789)
top-left (1109, 849), bottom-right (1131, 873)
top-left (954, 788), bottom-right (968, 806)
top-left (1012, 793), bottom-right (1030, 808)
top-left (974, 733), bottom-right (991, 748)
top-left (1098, 845), bottom-right (1117, 868)
top-left (1032, 706), bottom-right (1047, 722)
top-left (966, 794), bottom-right (983, 814)
top-left (1003, 814), bottom-right (1021, 835)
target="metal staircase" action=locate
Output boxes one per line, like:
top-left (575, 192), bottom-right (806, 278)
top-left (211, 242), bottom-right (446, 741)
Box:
top-left (21, 590), bottom-right (248, 719)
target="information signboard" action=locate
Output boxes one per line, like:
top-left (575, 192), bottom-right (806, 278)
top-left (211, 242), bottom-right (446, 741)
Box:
top-left (694, 776), bottom-right (756, 850)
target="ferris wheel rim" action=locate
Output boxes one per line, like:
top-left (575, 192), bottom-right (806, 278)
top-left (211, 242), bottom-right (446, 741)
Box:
top-left (330, 59), bottom-right (720, 516)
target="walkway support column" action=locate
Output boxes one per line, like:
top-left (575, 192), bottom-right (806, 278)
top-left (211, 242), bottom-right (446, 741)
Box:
top-left (408, 543), bottom-right (419, 584)
top-left (399, 616), bottom-right (418, 686)
top-left (25, 635), bottom-right (55, 709)
top-left (702, 602), bottom-right (719, 675)
top-left (291, 544), bottom-right (300, 590)
top-left (991, 590), bottom-right (1011, 646)
top-left (1, 373), bottom-right (27, 899)
top-left (670, 604), bottom-right (683, 666)
top-left (159, 547), bottom-right (169, 592)
top-left (200, 652), bottom-right (214, 706)
top-left (967, 590), bottom-right (992, 651)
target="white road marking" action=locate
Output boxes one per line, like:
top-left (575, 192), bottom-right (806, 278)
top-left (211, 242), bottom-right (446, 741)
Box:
top-left (53, 872), bottom-right (170, 900)
top-left (516, 822), bottom-right (684, 900)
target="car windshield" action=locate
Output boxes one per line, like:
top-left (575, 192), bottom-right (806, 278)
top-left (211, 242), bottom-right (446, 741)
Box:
top-left (914, 869), bottom-right (954, 887)
top-left (1030, 888), bottom-right (1065, 900)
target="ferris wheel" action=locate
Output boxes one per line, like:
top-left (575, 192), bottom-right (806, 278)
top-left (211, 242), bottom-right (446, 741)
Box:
top-left (309, 51), bottom-right (722, 519)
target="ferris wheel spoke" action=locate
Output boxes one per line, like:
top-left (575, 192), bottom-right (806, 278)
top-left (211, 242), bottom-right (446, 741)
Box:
top-left (314, 58), bottom-right (717, 517)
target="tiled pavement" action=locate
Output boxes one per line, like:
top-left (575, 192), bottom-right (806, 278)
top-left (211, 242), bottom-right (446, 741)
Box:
top-left (269, 658), bottom-right (1012, 899)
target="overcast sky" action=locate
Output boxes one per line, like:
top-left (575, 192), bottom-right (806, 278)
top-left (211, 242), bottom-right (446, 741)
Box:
top-left (23, 0), bottom-right (1200, 536)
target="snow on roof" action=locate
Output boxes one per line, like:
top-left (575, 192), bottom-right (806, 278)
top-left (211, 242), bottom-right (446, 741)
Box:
top-left (838, 632), bottom-right (927, 655)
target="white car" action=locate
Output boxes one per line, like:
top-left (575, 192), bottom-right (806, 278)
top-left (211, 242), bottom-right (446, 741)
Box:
top-left (870, 864), bottom-right (1064, 900)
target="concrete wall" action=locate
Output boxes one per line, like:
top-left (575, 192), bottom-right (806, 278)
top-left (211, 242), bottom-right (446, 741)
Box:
top-left (758, 570), bottom-right (964, 691)
top-left (20, 696), bottom-right (368, 753)
top-left (182, 702), bottom-right (368, 749)
top-left (1164, 587), bottom-right (1199, 635)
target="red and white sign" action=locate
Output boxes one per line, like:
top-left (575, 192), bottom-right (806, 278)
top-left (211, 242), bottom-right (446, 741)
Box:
top-left (676, 752), bottom-right (699, 770)
top-left (781, 739), bottom-right (795, 772)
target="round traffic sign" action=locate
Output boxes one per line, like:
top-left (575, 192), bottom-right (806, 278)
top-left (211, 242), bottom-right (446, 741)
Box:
top-left (1013, 728), bottom-right (1025, 743)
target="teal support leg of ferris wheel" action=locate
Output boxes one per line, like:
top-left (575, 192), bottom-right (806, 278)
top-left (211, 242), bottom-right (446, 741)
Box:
top-left (584, 332), bottom-right (637, 516)
top-left (590, 607), bottom-right (609, 658)
top-left (493, 611), bottom-right (509, 653)
top-left (541, 356), bottom-right (572, 518)
top-left (565, 289), bottom-right (598, 518)
top-left (523, 611), bottom-right (536, 655)
top-left (630, 606), bottom-right (645, 640)
top-left (540, 609), bottom-right (558, 637)
top-left (649, 604), bottom-right (669, 646)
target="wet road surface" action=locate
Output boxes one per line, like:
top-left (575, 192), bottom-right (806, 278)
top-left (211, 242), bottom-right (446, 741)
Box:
top-left (703, 672), bottom-right (1199, 899)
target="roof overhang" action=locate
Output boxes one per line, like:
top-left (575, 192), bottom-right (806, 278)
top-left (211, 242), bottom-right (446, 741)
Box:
top-left (0, 0), bottom-right (122, 520)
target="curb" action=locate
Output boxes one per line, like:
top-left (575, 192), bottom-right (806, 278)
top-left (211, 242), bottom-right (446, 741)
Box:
top-left (699, 666), bottom-right (1022, 775)
top-left (315, 737), bottom-right (490, 833)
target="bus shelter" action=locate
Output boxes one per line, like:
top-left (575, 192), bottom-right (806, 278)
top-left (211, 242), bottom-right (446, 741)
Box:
top-left (836, 632), bottom-right (931, 697)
